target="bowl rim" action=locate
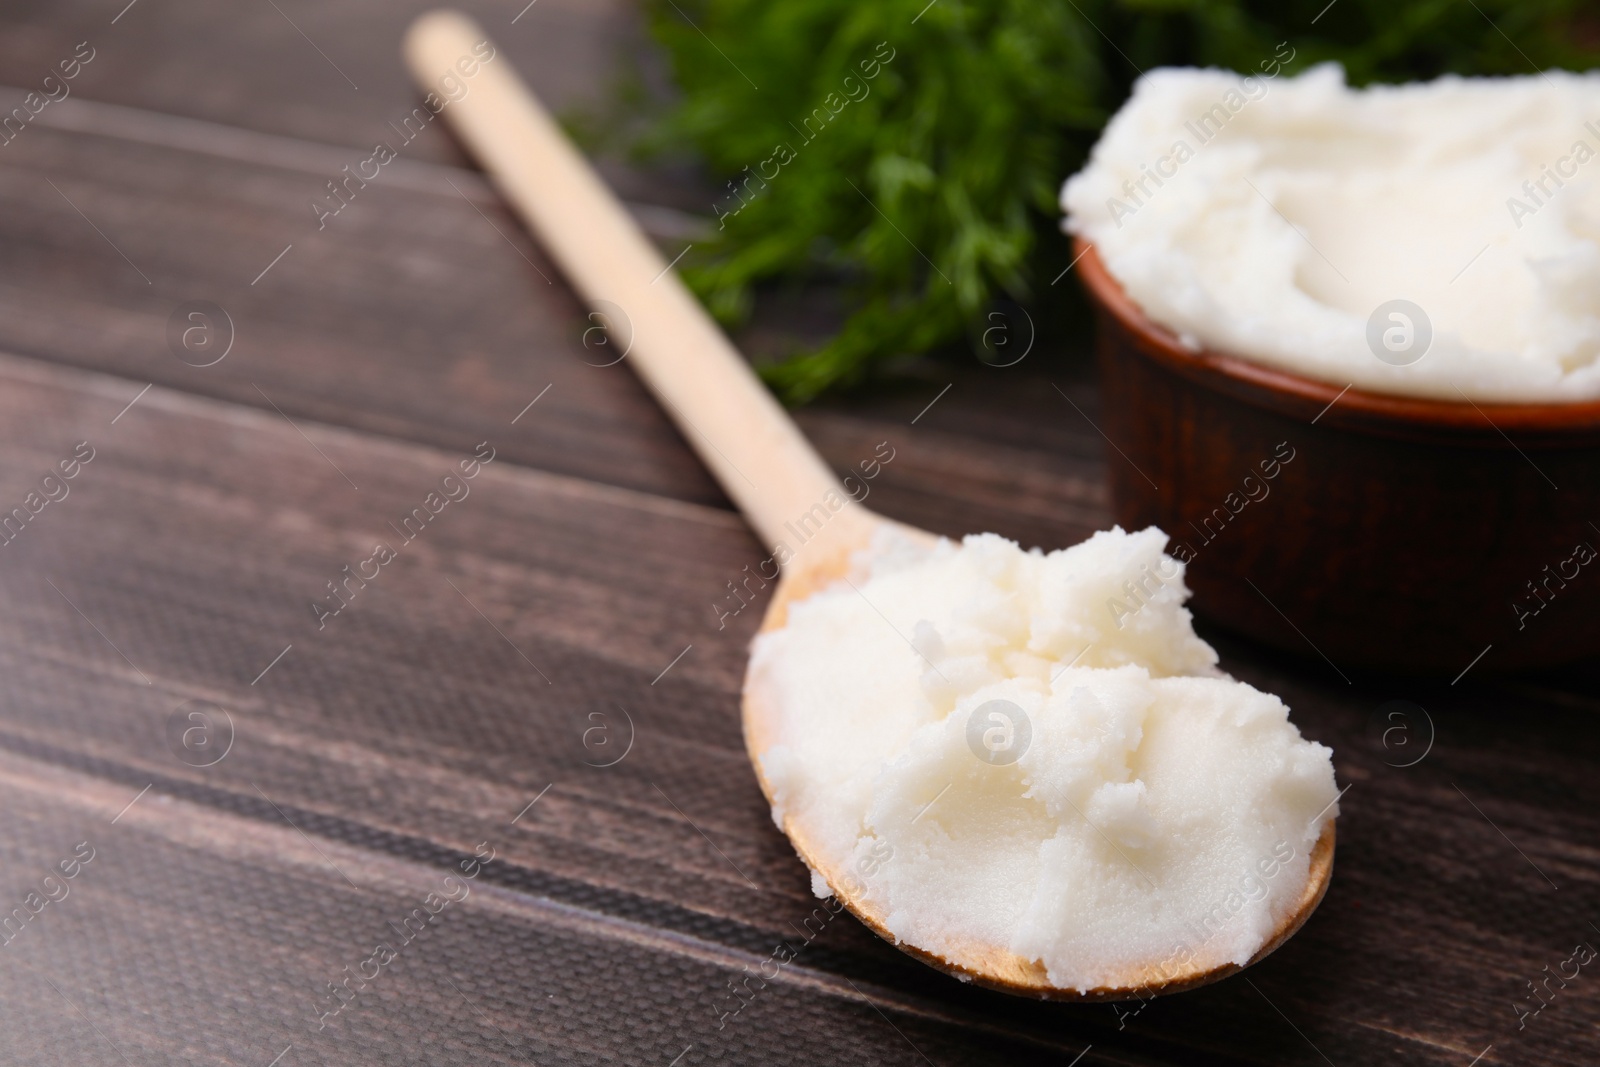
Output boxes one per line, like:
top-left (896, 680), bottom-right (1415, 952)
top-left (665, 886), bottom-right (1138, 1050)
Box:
top-left (1072, 238), bottom-right (1600, 435)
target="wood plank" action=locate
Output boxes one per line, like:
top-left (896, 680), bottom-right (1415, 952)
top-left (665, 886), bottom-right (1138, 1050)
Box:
top-left (0, 109), bottom-right (1115, 552)
top-left (0, 0), bottom-right (654, 174)
top-left (0, 751), bottom-right (1101, 1067)
top-left (0, 351), bottom-right (1594, 1065)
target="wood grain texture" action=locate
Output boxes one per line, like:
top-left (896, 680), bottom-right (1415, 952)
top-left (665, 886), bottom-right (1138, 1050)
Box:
top-left (0, 348), bottom-right (1596, 1066)
top-left (0, 0), bottom-right (655, 173)
top-left (0, 1), bottom-right (1593, 1064)
top-left (0, 101), bottom-right (1111, 548)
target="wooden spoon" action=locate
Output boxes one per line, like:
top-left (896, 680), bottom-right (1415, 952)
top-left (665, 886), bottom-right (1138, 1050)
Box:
top-left (404, 9), bottom-right (1334, 1001)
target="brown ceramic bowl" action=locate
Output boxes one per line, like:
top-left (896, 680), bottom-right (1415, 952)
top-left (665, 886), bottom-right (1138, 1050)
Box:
top-left (1074, 239), bottom-right (1600, 675)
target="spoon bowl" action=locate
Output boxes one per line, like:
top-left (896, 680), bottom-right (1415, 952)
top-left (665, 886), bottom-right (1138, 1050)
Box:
top-left (742, 516), bottom-right (1335, 1000)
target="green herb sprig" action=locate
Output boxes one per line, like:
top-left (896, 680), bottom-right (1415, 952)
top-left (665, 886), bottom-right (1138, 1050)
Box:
top-left (644, 0), bottom-right (1599, 403)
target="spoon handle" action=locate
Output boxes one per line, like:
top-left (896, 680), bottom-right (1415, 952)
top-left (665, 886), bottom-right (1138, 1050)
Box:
top-left (405, 10), bottom-right (870, 553)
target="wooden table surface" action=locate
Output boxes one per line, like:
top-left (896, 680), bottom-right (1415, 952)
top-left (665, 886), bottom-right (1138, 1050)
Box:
top-left (2, 3), bottom-right (1598, 1065)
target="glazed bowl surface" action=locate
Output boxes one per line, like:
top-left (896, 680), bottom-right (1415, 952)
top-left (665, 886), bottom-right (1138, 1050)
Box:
top-left (1075, 238), bottom-right (1600, 673)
